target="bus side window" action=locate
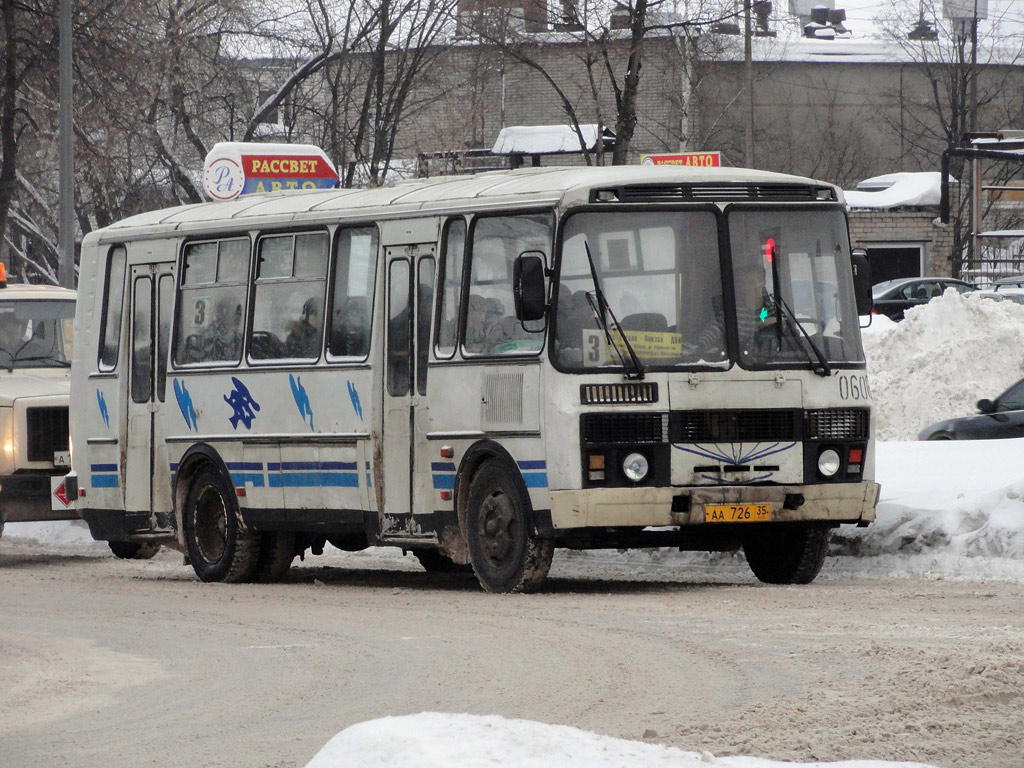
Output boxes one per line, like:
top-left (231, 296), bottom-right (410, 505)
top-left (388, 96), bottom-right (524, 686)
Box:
top-left (464, 213), bottom-right (551, 356)
top-left (328, 226), bottom-right (379, 360)
top-left (250, 232), bottom-right (329, 362)
top-left (98, 245), bottom-right (127, 371)
top-left (435, 218), bottom-right (465, 358)
top-left (174, 238), bottom-right (249, 366)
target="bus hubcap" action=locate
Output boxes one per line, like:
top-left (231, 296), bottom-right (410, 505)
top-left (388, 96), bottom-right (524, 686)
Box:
top-left (478, 490), bottom-right (516, 566)
top-left (194, 487), bottom-right (227, 564)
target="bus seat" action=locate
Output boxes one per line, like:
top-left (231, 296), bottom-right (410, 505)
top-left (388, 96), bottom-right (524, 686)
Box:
top-left (620, 312), bottom-right (668, 332)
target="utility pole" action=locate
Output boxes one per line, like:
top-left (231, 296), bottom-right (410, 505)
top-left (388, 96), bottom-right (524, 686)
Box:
top-left (58, 0), bottom-right (74, 288)
top-left (744, 0), bottom-right (755, 167)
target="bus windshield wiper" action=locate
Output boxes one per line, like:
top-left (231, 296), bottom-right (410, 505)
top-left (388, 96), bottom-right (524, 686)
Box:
top-left (583, 240), bottom-right (644, 380)
top-left (769, 292), bottom-right (831, 377)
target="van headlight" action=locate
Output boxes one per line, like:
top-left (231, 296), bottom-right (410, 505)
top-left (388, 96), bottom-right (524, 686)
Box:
top-left (817, 448), bottom-right (841, 477)
top-left (622, 452), bottom-right (649, 483)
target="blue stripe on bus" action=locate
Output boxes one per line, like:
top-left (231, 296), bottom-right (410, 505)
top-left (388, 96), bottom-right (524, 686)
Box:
top-left (517, 460), bottom-right (546, 470)
top-left (268, 472), bottom-right (359, 488)
top-left (230, 472), bottom-right (266, 488)
top-left (226, 461), bottom-right (263, 471)
top-left (431, 462), bottom-right (457, 472)
top-left (432, 474), bottom-right (456, 490)
top-left (91, 463), bottom-right (117, 472)
top-left (91, 474), bottom-right (119, 488)
top-left (522, 472), bottom-right (548, 488)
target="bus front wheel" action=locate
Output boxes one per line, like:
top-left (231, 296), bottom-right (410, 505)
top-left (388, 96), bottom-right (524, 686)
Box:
top-left (465, 460), bottom-right (553, 593)
top-left (743, 525), bottom-right (830, 585)
top-left (184, 467), bottom-right (260, 583)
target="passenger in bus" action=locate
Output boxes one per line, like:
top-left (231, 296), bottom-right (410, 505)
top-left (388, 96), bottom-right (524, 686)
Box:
top-left (331, 296), bottom-right (370, 357)
top-left (200, 299), bottom-right (242, 361)
top-left (286, 298), bottom-right (322, 358)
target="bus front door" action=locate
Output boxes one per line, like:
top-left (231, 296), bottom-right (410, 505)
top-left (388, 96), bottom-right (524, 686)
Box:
top-left (123, 264), bottom-right (175, 532)
top-left (381, 244), bottom-right (436, 541)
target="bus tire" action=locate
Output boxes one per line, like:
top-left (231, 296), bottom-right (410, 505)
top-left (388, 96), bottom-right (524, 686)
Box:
top-left (412, 548), bottom-right (472, 574)
top-left (255, 531), bottom-right (296, 583)
top-left (184, 467), bottom-right (260, 583)
top-left (108, 541), bottom-right (161, 560)
top-left (465, 460), bottom-right (553, 593)
top-left (743, 525), bottom-right (830, 585)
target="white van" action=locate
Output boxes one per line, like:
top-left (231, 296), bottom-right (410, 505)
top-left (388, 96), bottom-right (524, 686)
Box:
top-left (0, 273), bottom-right (76, 539)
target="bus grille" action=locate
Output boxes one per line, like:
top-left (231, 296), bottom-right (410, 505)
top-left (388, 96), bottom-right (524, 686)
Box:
top-left (671, 410), bottom-right (798, 442)
top-left (605, 183), bottom-right (833, 203)
top-left (580, 382), bottom-right (658, 405)
top-left (26, 406), bottom-right (70, 462)
top-left (806, 408), bottom-right (869, 440)
top-left (581, 412), bottom-right (668, 445)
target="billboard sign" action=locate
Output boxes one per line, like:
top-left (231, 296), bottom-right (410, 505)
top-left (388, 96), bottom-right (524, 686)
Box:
top-left (641, 152), bottom-right (721, 168)
top-left (203, 142), bottom-right (339, 201)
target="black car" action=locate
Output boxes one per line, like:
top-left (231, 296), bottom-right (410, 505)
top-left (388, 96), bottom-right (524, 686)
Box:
top-left (919, 376), bottom-right (1024, 440)
top-left (871, 277), bottom-right (976, 320)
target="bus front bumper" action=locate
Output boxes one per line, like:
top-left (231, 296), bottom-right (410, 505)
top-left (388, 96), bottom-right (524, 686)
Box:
top-left (548, 481), bottom-right (880, 530)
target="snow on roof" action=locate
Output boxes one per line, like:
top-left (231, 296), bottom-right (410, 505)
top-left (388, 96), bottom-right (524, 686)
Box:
top-left (844, 171), bottom-right (945, 208)
top-left (490, 124), bottom-right (610, 155)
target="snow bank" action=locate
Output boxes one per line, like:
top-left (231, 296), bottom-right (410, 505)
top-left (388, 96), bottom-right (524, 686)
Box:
top-left (304, 713), bottom-right (938, 768)
top-left (862, 289), bottom-right (1024, 441)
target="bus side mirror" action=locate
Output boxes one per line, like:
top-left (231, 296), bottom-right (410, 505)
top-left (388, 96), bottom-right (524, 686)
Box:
top-left (851, 248), bottom-right (872, 316)
top-left (513, 252), bottom-right (547, 322)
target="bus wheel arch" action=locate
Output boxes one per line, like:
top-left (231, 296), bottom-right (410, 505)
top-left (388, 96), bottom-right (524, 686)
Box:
top-left (457, 442), bottom-right (553, 593)
top-left (175, 445), bottom-right (260, 583)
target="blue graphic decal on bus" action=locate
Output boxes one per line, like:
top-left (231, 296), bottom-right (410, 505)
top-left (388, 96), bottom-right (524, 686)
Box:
top-left (672, 442), bottom-right (796, 483)
top-left (90, 463), bottom-right (119, 488)
top-left (290, 374), bottom-right (315, 431)
top-left (96, 390), bottom-right (109, 427)
top-left (224, 377), bottom-right (260, 429)
top-left (517, 460), bottom-right (548, 488)
top-left (173, 379), bottom-right (198, 431)
top-left (347, 381), bottom-right (363, 421)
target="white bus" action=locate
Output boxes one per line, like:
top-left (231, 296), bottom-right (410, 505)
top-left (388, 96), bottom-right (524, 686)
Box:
top-left (68, 166), bottom-right (878, 591)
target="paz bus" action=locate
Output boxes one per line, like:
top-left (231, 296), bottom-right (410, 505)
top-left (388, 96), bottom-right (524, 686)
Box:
top-left (68, 165), bottom-right (878, 592)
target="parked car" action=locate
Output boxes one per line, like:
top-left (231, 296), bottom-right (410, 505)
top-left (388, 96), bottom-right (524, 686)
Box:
top-left (871, 277), bottom-right (976, 320)
top-left (918, 376), bottom-right (1024, 440)
top-left (991, 274), bottom-right (1024, 290)
top-left (976, 287), bottom-right (1024, 306)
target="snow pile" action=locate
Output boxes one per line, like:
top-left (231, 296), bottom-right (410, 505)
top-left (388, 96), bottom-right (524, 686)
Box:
top-left (844, 172), bottom-right (943, 209)
top-left (305, 713), bottom-right (938, 768)
top-left (862, 289), bottom-right (1024, 440)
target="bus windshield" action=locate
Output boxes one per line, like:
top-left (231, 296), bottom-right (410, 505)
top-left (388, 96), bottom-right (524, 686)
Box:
top-left (553, 207), bottom-right (864, 372)
top-left (0, 299), bottom-right (75, 370)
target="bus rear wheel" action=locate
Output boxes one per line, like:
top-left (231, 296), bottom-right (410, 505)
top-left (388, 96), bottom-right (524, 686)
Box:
top-left (465, 460), bottom-right (553, 593)
top-left (184, 467), bottom-right (260, 583)
top-left (743, 525), bottom-right (830, 585)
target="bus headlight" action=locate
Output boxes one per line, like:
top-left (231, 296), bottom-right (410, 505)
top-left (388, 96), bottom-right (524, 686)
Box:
top-left (622, 452), bottom-right (649, 483)
top-left (817, 448), bottom-right (841, 477)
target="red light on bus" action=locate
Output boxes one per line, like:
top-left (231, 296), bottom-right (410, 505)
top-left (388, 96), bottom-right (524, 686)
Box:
top-left (765, 237), bottom-right (776, 263)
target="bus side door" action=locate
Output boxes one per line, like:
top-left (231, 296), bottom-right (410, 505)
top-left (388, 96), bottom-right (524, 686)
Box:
top-left (381, 243), bottom-right (435, 539)
top-left (124, 264), bottom-right (175, 530)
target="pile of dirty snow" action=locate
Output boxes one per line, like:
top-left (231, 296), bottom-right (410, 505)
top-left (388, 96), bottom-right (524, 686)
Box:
top-left (862, 290), bottom-right (1024, 440)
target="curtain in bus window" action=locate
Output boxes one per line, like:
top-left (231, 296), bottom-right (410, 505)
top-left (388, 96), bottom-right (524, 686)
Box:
top-left (435, 218), bottom-right (465, 358)
top-left (174, 238), bottom-right (249, 365)
top-left (98, 245), bottom-right (127, 371)
top-left (328, 226), bottom-right (379, 360)
top-left (250, 232), bottom-right (329, 361)
top-left (464, 213), bottom-right (551, 356)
